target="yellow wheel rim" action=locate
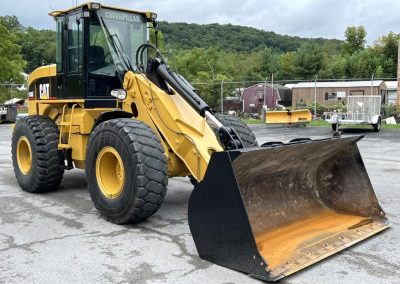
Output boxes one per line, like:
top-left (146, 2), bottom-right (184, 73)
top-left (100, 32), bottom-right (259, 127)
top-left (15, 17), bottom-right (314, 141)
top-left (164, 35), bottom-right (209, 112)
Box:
top-left (17, 136), bottom-right (32, 175)
top-left (96, 146), bottom-right (125, 199)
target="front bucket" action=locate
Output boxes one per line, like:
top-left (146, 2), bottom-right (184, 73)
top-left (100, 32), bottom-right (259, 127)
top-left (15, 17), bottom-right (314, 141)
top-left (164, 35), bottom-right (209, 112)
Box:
top-left (188, 136), bottom-right (388, 281)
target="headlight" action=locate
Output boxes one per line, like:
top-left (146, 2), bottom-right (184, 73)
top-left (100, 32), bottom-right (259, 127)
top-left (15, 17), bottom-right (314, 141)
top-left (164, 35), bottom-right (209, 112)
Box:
top-left (150, 13), bottom-right (157, 20)
top-left (90, 3), bottom-right (101, 10)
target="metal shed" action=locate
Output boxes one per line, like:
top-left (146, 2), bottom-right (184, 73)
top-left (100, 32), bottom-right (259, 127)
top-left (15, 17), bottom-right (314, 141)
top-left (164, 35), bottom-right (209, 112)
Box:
top-left (241, 83), bottom-right (292, 114)
top-left (386, 81), bottom-right (398, 105)
top-left (290, 81), bottom-right (387, 107)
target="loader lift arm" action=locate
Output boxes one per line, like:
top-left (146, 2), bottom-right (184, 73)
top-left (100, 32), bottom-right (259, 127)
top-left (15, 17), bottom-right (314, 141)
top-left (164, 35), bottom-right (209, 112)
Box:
top-left (134, 43), bottom-right (244, 151)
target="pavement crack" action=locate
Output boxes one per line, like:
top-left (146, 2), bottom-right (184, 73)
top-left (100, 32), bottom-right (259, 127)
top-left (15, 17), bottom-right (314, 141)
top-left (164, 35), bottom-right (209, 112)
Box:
top-left (0, 232), bottom-right (95, 253)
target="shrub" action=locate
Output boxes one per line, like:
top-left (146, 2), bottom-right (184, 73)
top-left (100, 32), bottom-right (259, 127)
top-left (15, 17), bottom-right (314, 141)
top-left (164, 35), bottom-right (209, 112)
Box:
top-left (382, 104), bottom-right (400, 122)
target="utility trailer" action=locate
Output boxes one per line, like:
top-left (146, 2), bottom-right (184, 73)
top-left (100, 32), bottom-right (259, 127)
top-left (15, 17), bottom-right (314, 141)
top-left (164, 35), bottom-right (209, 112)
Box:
top-left (0, 104), bottom-right (18, 123)
top-left (325, 95), bottom-right (382, 132)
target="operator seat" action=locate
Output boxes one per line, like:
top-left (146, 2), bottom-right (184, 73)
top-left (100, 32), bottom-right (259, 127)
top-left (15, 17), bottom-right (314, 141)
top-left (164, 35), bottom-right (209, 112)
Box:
top-left (89, 46), bottom-right (106, 71)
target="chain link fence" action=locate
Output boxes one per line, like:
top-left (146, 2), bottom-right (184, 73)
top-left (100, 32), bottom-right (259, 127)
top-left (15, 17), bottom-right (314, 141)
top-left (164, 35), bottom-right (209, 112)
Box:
top-left (191, 77), bottom-right (397, 118)
top-left (0, 83), bottom-right (27, 104)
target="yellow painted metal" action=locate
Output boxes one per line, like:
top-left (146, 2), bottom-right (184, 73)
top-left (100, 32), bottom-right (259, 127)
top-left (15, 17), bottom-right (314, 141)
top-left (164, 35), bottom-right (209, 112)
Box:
top-left (36, 99), bottom-right (85, 104)
top-left (58, 104), bottom-right (78, 149)
top-left (68, 134), bottom-right (89, 168)
top-left (16, 136), bottom-right (32, 175)
top-left (27, 65), bottom-right (56, 87)
top-left (48, 2), bottom-right (154, 21)
top-left (95, 146), bottom-right (125, 199)
top-left (266, 109), bottom-right (312, 125)
top-left (122, 71), bottom-right (223, 181)
top-left (27, 68), bottom-right (223, 180)
top-left (58, 105), bottom-right (68, 148)
top-left (26, 94), bottom-right (121, 169)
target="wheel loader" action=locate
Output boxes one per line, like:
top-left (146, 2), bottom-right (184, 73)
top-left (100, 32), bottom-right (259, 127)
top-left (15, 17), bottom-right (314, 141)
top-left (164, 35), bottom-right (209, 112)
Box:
top-left (11, 3), bottom-right (388, 281)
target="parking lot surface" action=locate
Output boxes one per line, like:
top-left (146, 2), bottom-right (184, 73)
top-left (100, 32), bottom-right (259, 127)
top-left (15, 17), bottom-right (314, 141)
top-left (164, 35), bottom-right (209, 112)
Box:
top-left (0, 124), bottom-right (399, 284)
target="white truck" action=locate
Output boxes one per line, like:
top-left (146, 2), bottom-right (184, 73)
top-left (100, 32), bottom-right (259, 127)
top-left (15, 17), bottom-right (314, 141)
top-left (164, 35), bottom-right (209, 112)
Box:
top-left (325, 95), bottom-right (382, 132)
top-left (0, 104), bottom-right (18, 123)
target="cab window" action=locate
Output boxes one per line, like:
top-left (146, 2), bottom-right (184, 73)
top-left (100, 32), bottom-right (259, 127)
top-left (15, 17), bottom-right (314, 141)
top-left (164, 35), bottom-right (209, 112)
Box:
top-left (67, 14), bottom-right (83, 73)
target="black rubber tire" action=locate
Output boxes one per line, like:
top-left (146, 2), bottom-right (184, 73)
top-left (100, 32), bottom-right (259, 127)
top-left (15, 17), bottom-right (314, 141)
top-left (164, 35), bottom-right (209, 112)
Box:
top-left (11, 115), bottom-right (64, 193)
top-left (214, 114), bottom-right (258, 147)
top-left (373, 118), bottom-right (381, 132)
top-left (86, 118), bottom-right (168, 224)
top-left (331, 124), bottom-right (338, 131)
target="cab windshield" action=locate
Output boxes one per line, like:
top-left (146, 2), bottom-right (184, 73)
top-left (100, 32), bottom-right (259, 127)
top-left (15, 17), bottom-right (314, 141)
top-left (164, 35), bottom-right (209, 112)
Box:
top-left (96, 8), bottom-right (148, 75)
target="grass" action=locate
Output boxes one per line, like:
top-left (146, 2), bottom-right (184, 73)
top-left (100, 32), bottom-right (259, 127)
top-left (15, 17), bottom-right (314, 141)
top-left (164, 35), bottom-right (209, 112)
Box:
top-left (241, 118), bottom-right (400, 129)
top-left (242, 118), bottom-right (264, 125)
top-left (310, 119), bottom-right (400, 130)
top-left (382, 123), bottom-right (400, 129)
top-left (17, 109), bottom-right (28, 114)
top-left (310, 120), bottom-right (330, 127)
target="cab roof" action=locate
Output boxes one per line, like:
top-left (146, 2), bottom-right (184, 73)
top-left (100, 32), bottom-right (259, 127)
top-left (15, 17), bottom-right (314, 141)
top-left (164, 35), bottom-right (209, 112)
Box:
top-left (48, 2), bottom-right (155, 21)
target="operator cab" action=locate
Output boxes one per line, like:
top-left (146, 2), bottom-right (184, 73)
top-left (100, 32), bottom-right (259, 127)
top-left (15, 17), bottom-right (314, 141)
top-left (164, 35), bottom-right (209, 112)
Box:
top-left (50, 3), bottom-right (155, 108)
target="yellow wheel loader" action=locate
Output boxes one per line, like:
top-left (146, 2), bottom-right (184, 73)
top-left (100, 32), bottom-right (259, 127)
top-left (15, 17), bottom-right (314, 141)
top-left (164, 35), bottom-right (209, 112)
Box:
top-left (11, 3), bottom-right (388, 281)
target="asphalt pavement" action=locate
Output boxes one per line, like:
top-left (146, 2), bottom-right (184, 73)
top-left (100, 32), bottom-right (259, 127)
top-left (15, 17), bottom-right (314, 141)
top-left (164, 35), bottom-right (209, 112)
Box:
top-left (0, 123), bottom-right (399, 284)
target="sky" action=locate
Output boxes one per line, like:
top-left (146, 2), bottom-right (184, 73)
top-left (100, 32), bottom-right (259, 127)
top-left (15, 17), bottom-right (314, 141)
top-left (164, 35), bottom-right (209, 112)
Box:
top-left (1, 0), bottom-right (399, 44)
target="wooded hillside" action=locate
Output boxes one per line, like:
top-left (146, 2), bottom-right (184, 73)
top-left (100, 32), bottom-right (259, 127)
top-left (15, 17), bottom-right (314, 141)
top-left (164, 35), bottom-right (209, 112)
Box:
top-left (159, 21), bottom-right (342, 53)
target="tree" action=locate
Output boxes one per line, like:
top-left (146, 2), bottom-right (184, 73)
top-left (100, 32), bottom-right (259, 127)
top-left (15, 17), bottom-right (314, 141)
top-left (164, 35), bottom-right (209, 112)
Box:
top-left (373, 32), bottom-right (400, 77)
top-left (254, 48), bottom-right (281, 78)
top-left (0, 15), bottom-right (23, 32)
top-left (279, 52), bottom-right (296, 78)
top-left (343, 49), bottom-right (383, 78)
top-left (293, 43), bottom-right (324, 79)
top-left (342, 26), bottom-right (367, 55)
top-left (0, 22), bottom-right (26, 83)
top-left (319, 55), bottom-right (346, 79)
top-left (149, 24), bottom-right (165, 50)
top-left (19, 28), bottom-right (56, 73)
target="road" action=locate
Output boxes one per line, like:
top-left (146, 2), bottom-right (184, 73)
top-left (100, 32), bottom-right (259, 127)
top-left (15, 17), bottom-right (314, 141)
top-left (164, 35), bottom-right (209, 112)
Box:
top-left (0, 123), bottom-right (399, 284)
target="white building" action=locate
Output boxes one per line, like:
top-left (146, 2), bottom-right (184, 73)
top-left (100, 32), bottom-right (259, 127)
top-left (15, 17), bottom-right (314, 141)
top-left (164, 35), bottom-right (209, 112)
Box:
top-left (385, 81), bottom-right (398, 105)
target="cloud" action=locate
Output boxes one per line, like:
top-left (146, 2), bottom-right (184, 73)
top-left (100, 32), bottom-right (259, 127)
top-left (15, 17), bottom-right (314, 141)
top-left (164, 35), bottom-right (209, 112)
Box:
top-left (1, 0), bottom-right (399, 43)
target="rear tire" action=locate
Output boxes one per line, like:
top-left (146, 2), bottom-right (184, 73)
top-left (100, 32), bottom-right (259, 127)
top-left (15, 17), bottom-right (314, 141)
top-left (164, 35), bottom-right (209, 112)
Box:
top-left (214, 114), bottom-right (258, 147)
top-left (86, 118), bottom-right (168, 224)
top-left (11, 115), bottom-right (64, 193)
top-left (373, 118), bottom-right (381, 132)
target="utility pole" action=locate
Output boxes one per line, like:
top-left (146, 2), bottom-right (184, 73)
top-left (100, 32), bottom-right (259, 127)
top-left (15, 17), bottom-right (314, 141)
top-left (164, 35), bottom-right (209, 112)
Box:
top-left (314, 75), bottom-right (317, 120)
top-left (271, 74), bottom-right (274, 108)
top-left (397, 41), bottom-right (400, 106)
top-left (220, 80), bottom-right (224, 114)
top-left (10, 83), bottom-right (13, 101)
top-left (371, 73), bottom-right (374, 96)
top-left (262, 76), bottom-right (268, 122)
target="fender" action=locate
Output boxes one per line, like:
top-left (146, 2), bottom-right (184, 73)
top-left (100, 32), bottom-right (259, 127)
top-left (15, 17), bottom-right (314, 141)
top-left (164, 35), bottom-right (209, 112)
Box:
top-left (371, 115), bottom-right (381, 124)
top-left (92, 110), bottom-right (133, 132)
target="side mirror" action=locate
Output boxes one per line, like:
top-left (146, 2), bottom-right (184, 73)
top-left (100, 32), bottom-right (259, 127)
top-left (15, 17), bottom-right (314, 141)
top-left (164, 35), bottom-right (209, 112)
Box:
top-left (111, 89), bottom-right (127, 100)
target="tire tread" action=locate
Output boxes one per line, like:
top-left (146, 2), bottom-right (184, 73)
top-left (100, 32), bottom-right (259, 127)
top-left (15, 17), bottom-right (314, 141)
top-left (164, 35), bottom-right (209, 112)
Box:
top-left (87, 118), bottom-right (167, 224)
top-left (12, 115), bottom-right (64, 193)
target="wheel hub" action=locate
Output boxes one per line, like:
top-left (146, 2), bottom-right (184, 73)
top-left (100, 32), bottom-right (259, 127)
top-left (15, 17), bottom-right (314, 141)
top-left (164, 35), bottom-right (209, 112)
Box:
top-left (17, 136), bottom-right (32, 175)
top-left (96, 146), bottom-right (125, 199)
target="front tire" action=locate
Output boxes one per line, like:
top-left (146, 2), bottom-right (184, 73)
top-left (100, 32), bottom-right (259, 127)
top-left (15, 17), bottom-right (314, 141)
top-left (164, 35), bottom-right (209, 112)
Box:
top-left (11, 115), bottom-right (64, 193)
top-left (86, 119), bottom-right (168, 224)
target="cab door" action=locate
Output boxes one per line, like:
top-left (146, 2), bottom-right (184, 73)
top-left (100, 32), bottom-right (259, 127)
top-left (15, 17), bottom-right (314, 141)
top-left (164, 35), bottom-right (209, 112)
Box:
top-left (64, 12), bottom-right (85, 98)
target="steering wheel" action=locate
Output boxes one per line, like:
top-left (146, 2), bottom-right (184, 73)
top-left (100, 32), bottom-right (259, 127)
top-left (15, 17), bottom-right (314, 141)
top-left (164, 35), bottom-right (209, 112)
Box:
top-left (115, 63), bottom-right (125, 73)
top-left (103, 52), bottom-right (112, 64)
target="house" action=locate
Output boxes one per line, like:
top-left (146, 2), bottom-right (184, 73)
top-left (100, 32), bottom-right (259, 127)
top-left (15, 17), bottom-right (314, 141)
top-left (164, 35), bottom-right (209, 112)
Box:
top-left (241, 83), bottom-right (292, 114)
top-left (223, 96), bottom-right (243, 113)
top-left (290, 81), bottom-right (387, 107)
top-left (386, 81), bottom-right (398, 105)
